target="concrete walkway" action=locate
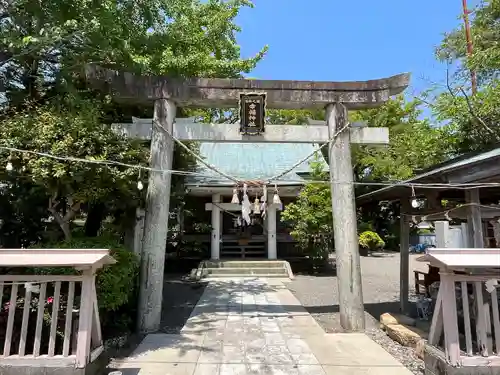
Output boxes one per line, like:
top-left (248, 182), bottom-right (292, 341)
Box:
top-left (110, 278), bottom-right (413, 375)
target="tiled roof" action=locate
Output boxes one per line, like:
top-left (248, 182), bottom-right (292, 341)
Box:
top-left (186, 142), bottom-right (327, 186)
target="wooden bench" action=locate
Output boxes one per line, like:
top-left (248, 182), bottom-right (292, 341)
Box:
top-left (414, 265), bottom-right (440, 296)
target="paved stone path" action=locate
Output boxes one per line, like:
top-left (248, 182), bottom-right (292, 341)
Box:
top-left (110, 278), bottom-right (413, 375)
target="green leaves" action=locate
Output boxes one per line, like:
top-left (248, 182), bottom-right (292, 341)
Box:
top-left (1, 0), bottom-right (267, 105)
top-left (432, 83), bottom-right (500, 153)
top-left (351, 96), bottom-right (455, 182)
top-left (437, 0), bottom-right (500, 84)
top-left (358, 231), bottom-right (385, 250)
top-left (431, 1), bottom-right (500, 154)
top-left (280, 155), bottom-right (333, 260)
top-left (0, 98), bottom-right (148, 236)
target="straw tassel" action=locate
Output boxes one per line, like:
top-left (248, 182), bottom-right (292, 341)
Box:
top-left (241, 183), bottom-right (251, 225)
top-left (231, 188), bottom-right (240, 204)
top-left (253, 197), bottom-right (261, 214)
top-left (272, 184), bottom-right (281, 205)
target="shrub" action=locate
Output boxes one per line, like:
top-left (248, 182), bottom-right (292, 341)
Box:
top-left (281, 156), bottom-right (333, 262)
top-left (359, 231), bottom-right (385, 251)
top-left (33, 234), bottom-right (140, 312)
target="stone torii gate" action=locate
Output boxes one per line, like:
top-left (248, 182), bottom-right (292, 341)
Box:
top-left (85, 66), bottom-right (410, 334)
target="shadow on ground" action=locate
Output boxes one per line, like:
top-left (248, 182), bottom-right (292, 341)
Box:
top-left (287, 259), bottom-right (337, 277)
top-left (97, 272), bottom-right (207, 374)
top-left (302, 301), bottom-right (416, 320)
top-left (97, 279), bottom-right (418, 374)
top-left (287, 251), bottom-right (400, 276)
top-left (160, 274), bottom-right (208, 333)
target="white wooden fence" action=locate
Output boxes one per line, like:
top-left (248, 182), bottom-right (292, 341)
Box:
top-left (421, 248), bottom-right (500, 367)
top-left (0, 249), bottom-right (115, 369)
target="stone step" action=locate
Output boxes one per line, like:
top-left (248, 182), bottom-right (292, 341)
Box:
top-left (204, 260), bottom-right (285, 268)
top-left (205, 267), bottom-right (288, 276)
top-left (203, 273), bottom-right (288, 278)
top-left (196, 260), bottom-right (294, 279)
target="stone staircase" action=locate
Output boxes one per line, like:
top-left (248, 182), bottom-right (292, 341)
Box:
top-left (196, 260), bottom-right (293, 279)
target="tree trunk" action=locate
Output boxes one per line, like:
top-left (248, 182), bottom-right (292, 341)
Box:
top-left (48, 195), bottom-right (81, 241)
top-left (60, 221), bottom-right (72, 241)
top-left (84, 202), bottom-right (105, 237)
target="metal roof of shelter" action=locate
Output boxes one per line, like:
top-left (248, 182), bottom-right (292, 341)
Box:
top-left (357, 147), bottom-right (500, 204)
top-left (0, 249), bottom-right (116, 268)
top-left (186, 142), bottom-right (328, 186)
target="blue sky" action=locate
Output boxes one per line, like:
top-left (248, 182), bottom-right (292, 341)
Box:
top-left (236, 0), bottom-right (479, 103)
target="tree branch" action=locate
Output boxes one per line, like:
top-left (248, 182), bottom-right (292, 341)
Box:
top-left (458, 86), bottom-right (496, 135)
top-left (48, 195), bottom-right (65, 226)
top-left (64, 196), bottom-right (81, 222)
top-left (445, 60), bottom-right (496, 136)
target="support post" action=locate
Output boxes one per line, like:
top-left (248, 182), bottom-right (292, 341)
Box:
top-left (126, 208), bottom-right (146, 255)
top-left (465, 190), bottom-right (492, 352)
top-left (211, 194), bottom-right (221, 260)
top-left (435, 221), bottom-right (450, 248)
top-left (75, 271), bottom-right (94, 368)
top-left (267, 204), bottom-right (277, 260)
top-left (138, 99), bottom-right (176, 333)
top-left (326, 103), bottom-right (365, 331)
top-left (400, 200), bottom-right (410, 313)
top-left (466, 188), bottom-right (484, 248)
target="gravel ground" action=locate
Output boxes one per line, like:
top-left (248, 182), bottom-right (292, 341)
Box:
top-left (285, 252), bottom-right (426, 375)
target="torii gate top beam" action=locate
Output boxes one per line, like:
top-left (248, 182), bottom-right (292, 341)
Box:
top-left (84, 65), bottom-right (410, 110)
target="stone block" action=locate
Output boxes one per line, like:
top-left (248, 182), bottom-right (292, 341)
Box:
top-left (380, 312), bottom-right (416, 328)
top-left (416, 338), bottom-right (426, 360)
top-left (385, 324), bottom-right (427, 348)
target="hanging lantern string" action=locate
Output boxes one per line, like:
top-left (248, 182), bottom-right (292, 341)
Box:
top-left (402, 203), bottom-right (500, 222)
top-left (263, 119), bottom-right (351, 184)
top-left (212, 203), bottom-right (240, 218)
top-left (238, 179), bottom-right (265, 188)
top-left (137, 168), bottom-right (144, 191)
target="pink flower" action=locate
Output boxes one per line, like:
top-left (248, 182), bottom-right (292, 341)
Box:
top-left (47, 297), bottom-right (54, 304)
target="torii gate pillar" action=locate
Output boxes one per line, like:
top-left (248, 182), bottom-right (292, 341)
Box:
top-left (85, 65), bottom-right (410, 334)
top-left (138, 99), bottom-right (176, 333)
top-left (327, 103), bottom-right (364, 331)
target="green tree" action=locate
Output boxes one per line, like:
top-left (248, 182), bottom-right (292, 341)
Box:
top-left (433, 1), bottom-right (500, 153)
top-left (352, 96), bottom-right (455, 183)
top-left (280, 156), bottom-right (333, 261)
top-left (267, 109), bottom-right (325, 125)
top-left (0, 98), bottom-right (148, 240)
top-left (0, 178), bottom-right (50, 248)
top-left (432, 83), bottom-right (500, 153)
top-left (352, 97), bottom-right (454, 249)
top-left (0, 0), bottom-right (268, 241)
top-left (437, 0), bottom-right (500, 85)
top-left (1, 0), bottom-right (267, 105)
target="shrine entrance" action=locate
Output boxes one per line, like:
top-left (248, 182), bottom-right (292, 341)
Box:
top-left (85, 65), bottom-right (410, 334)
top-left (220, 207), bottom-right (266, 259)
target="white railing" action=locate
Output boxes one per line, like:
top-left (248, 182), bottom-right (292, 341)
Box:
top-left (0, 273), bottom-right (103, 368)
top-left (429, 273), bottom-right (500, 367)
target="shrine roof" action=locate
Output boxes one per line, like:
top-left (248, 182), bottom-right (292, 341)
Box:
top-left (186, 142), bottom-right (328, 186)
top-left (356, 147), bottom-right (500, 204)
